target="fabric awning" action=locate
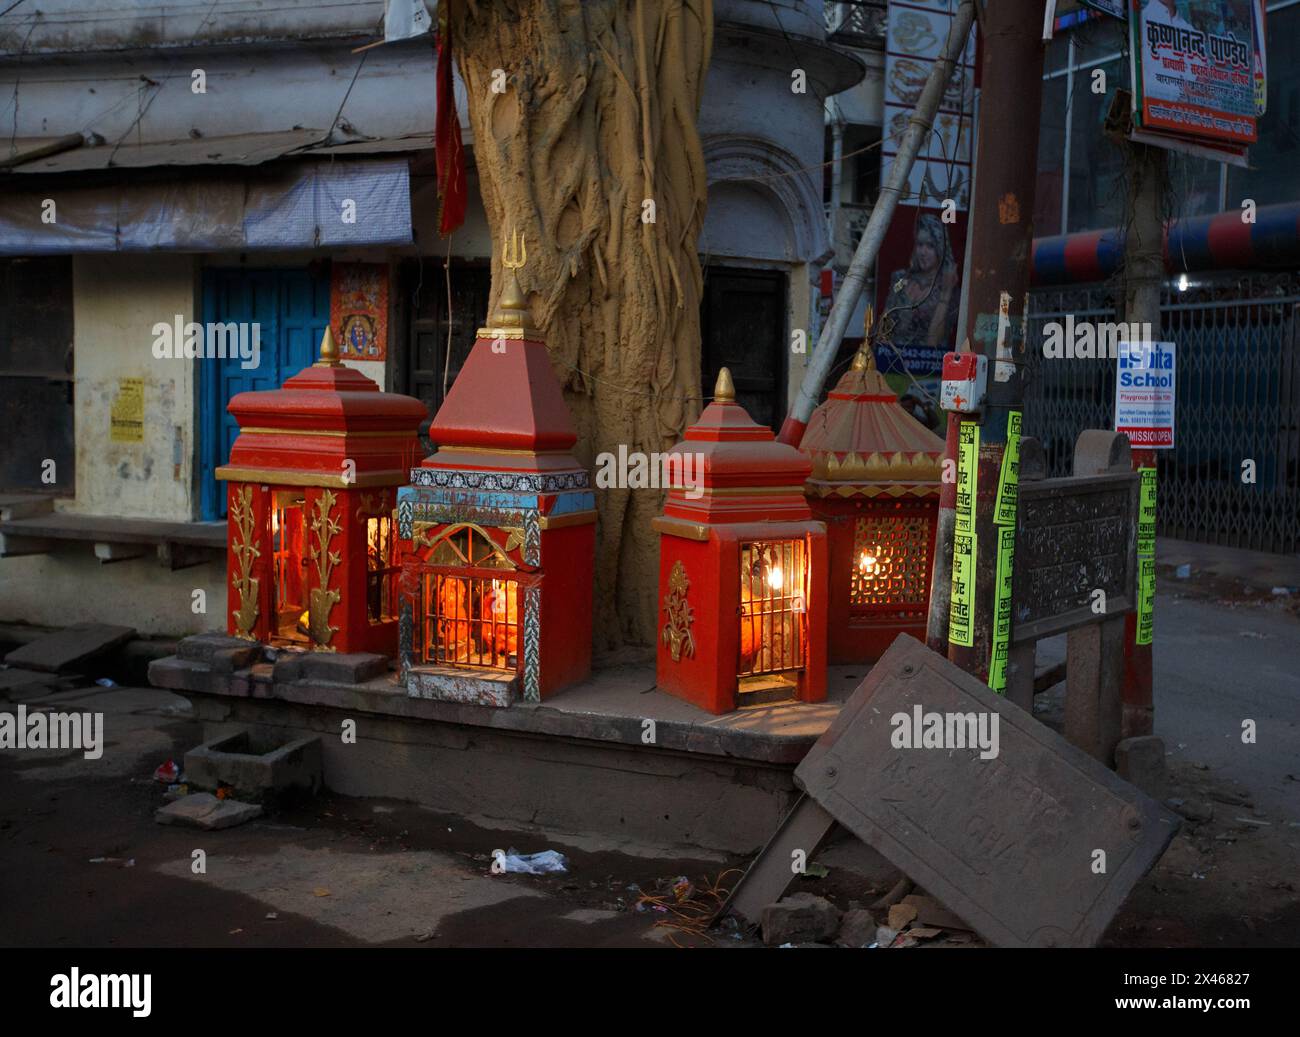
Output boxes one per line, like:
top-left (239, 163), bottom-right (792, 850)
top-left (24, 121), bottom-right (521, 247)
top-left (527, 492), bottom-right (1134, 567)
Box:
top-left (0, 156), bottom-right (413, 254)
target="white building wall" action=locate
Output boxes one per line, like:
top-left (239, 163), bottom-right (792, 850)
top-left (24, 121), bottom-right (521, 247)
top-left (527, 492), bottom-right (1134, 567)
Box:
top-left (63, 254), bottom-right (198, 521)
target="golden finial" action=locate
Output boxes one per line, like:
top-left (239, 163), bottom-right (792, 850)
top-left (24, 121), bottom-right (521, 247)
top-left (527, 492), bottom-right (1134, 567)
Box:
top-left (714, 367), bottom-right (736, 402)
top-left (852, 304), bottom-right (876, 372)
top-left (315, 325), bottom-right (342, 367)
top-left (480, 226), bottom-right (538, 338)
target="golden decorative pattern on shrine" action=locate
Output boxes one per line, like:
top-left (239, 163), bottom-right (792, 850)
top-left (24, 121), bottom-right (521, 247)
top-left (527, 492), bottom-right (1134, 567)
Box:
top-left (850, 513), bottom-right (932, 607)
top-left (229, 485), bottom-right (261, 639)
top-left (661, 560), bottom-right (696, 663)
top-left (306, 490), bottom-right (342, 649)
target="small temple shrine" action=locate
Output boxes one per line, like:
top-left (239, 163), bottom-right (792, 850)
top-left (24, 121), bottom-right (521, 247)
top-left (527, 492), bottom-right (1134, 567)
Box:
top-left (798, 336), bottom-right (945, 663)
top-left (216, 329), bottom-right (426, 656)
top-left (653, 368), bottom-right (828, 715)
top-left (394, 232), bottom-right (595, 707)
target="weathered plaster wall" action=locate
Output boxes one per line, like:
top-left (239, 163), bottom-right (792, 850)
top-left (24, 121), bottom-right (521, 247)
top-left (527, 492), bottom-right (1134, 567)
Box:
top-left (0, 251), bottom-right (227, 637)
top-left (0, 552), bottom-right (226, 636)
top-left (61, 253), bottom-right (198, 521)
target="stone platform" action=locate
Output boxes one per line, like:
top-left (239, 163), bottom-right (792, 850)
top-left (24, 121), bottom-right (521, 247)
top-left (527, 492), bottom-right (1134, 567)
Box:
top-left (149, 634), bottom-right (873, 855)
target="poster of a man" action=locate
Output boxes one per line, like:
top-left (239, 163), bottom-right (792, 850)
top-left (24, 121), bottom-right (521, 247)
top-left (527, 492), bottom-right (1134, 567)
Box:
top-left (882, 212), bottom-right (959, 349)
top-left (1142, 0), bottom-right (1194, 33)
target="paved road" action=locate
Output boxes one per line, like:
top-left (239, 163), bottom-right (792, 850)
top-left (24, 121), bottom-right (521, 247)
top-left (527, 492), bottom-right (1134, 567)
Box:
top-left (1154, 578), bottom-right (1300, 817)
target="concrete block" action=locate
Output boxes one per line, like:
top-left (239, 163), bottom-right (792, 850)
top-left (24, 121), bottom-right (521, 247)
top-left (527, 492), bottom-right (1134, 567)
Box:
top-left (210, 645), bottom-right (261, 675)
top-left (5, 623), bottom-right (135, 673)
top-left (1115, 735), bottom-right (1167, 801)
top-left (178, 633), bottom-right (256, 665)
top-left (408, 666), bottom-right (517, 707)
top-left (760, 892), bottom-right (841, 946)
top-left (184, 730), bottom-right (322, 800)
top-left (274, 652), bottom-right (387, 685)
top-left (155, 793), bottom-right (262, 830)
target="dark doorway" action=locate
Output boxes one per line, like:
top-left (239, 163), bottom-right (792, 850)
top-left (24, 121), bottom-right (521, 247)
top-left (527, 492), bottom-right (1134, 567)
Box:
top-left (0, 257), bottom-right (74, 494)
top-left (394, 258), bottom-right (491, 428)
top-left (701, 266), bottom-right (788, 431)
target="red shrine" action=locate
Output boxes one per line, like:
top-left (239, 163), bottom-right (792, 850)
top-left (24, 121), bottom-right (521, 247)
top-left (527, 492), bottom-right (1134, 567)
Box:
top-left (395, 232), bottom-right (595, 707)
top-left (216, 329), bottom-right (426, 655)
top-left (799, 341), bottom-right (945, 663)
top-left (653, 369), bottom-right (828, 715)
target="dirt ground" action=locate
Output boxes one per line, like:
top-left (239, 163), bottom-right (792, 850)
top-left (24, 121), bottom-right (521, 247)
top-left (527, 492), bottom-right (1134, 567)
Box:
top-left (1, 679), bottom-right (1295, 949)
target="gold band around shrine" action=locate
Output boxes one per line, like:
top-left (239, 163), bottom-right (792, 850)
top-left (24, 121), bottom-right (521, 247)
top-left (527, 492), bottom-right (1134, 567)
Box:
top-left (651, 515), bottom-right (711, 541)
top-left (215, 465), bottom-right (405, 488)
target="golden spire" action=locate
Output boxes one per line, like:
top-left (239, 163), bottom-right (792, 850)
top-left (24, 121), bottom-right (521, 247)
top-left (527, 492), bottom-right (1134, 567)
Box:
top-left (852, 304), bottom-right (876, 372)
top-left (480, 226), bottom-right (539, 338)
top-left (315, 325), bottom-right (342, 367)
top-left (714, 367), bottom-right (736, 402)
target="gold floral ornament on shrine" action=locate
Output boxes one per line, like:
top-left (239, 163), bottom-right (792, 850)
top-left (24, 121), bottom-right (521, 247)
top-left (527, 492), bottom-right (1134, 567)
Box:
top-left (306, 490), bottom-right (342, 650)
top-left (229, 485), bottom-right (261, 639)
top-left (661, 559), bottom-right (696, 663)
top-left (479, 226), bottom-right (539, 340)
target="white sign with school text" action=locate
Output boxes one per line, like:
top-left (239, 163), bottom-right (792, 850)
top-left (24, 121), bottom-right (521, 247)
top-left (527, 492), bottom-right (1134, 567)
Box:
top-left (1115, 340), bottom-right (1175, 449)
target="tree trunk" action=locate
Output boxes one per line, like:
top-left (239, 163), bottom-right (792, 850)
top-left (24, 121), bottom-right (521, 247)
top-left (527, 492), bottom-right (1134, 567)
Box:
top-left (450, 0), bottom-right (713, 651)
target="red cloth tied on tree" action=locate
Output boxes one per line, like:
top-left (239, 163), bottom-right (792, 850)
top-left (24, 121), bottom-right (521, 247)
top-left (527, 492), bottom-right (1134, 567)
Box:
top-left (435, 0), bottom-right (468, 237)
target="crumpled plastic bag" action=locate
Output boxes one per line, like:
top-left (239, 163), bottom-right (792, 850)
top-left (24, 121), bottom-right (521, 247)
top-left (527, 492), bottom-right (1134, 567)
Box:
top-left (493, 848), bottom-right (568, 875)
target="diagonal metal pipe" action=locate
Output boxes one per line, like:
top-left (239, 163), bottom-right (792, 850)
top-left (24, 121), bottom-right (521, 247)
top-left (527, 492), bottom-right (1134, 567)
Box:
top-left (777, 0), bottom-right (977, 447)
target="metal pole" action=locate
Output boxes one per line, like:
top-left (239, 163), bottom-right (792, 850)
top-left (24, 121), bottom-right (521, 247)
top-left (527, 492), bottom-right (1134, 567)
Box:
top-left (945, 0), bottom-right (1046, 684)
top-left (777, 0), bottom-right (977, 446)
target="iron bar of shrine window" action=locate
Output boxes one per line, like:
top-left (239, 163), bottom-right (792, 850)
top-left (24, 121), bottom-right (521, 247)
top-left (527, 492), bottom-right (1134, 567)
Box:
top-left (422, 569), bottom-right (519, 671)
top-left (738, 539), bottom-right (807, 679)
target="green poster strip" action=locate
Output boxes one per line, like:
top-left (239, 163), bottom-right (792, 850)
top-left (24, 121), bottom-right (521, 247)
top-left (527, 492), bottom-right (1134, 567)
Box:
top-left (1138, 467), bottom-right (1157, 558)
top-left (988, 525), bottom-right (1015, 693)
top-left (949, 531), bottom-right (976, 647)
top-left (1136, 557), bottom-right (1156, 645)
top-left (948, 422), bottom-right (979, 647)
top-left (1135, 467), bottom-right (1157, 645)
top-left (994, 411), bottom-right (1022, 527)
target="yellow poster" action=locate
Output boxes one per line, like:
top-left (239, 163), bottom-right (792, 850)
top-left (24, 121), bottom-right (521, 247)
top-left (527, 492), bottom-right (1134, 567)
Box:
top-left (995, 411), bottom-right (1021, 527)
top-left (949, 421), bottom-right (979, 648)
top-left (988, 525), bottom-right (1015, 693)
top-left (110, 378), bottom-right (144, 444)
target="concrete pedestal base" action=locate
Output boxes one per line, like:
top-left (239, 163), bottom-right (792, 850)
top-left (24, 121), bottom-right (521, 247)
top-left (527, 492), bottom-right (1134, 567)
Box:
top-left (150, 635), bottom-right (866, 854)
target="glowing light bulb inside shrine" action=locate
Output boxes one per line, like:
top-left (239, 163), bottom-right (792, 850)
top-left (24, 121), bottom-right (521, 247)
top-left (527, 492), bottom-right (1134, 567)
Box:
top-left (766, 565), bottom-right (784, 591)
top-left (858, 550), bottom-right (878, 575)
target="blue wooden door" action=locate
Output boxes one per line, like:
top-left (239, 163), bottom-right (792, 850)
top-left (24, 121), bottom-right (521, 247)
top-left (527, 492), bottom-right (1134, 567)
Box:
top-left (199, 268), bottom-right (330, 519)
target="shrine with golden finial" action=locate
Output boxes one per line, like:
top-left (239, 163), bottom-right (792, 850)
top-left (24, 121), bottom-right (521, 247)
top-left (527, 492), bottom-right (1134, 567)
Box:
top-left (396, 224), bottom-right (595, 707)
top-left (651, 366), bottom-right (829, 715)
top-left (215, 327), bottom-right (427, 656)
top-left (796, 307), bottom-right (946, 663)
